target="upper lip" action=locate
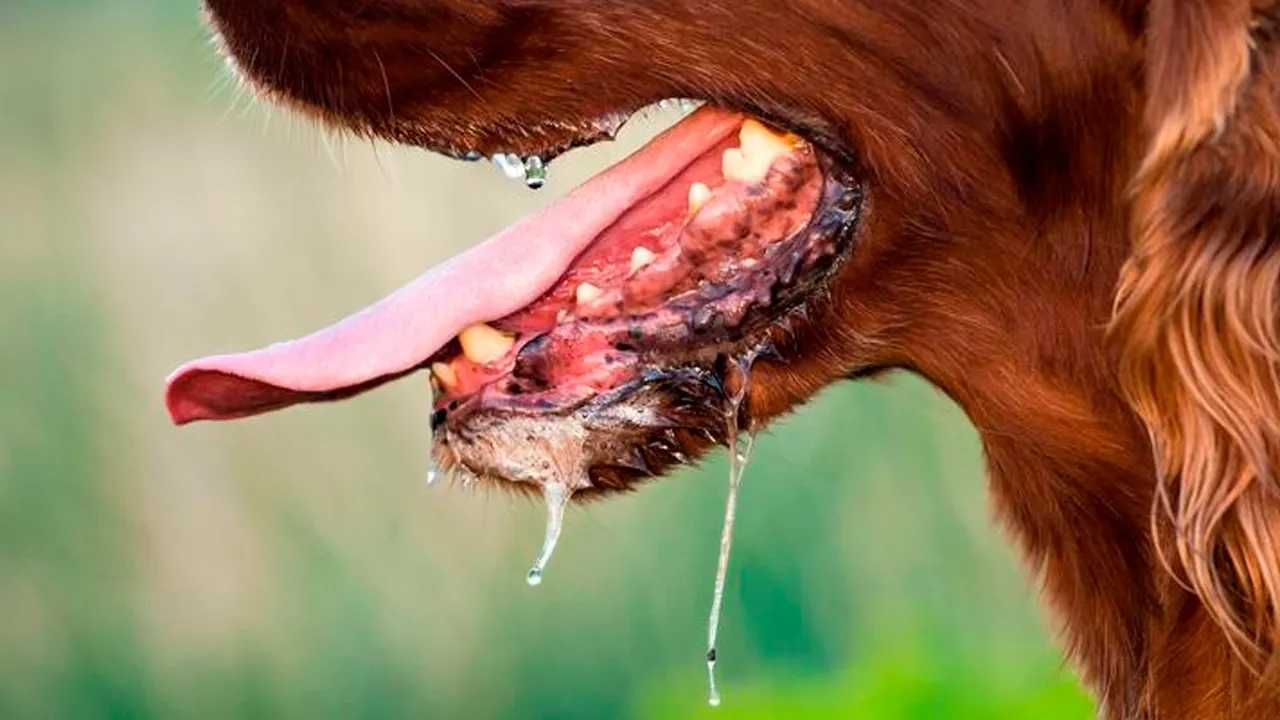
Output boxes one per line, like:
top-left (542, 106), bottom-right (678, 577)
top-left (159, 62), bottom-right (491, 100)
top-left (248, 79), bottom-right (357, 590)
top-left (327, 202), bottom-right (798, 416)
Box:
top-left (449, 100), bottom-right (850, 178)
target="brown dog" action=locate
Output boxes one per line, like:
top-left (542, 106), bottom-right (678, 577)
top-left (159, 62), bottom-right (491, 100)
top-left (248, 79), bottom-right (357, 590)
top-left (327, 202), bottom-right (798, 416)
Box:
top-left (165, 2), bottom-right (1280, 717)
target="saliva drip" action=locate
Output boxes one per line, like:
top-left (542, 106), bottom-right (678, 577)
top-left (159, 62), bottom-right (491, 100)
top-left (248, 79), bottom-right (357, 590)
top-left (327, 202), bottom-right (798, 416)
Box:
top-left (704, 353), bottom-right (758, 707)
top-left (489, 153), bottom-right (548, 189)
top-left (524, 156), bottom-right (546, 189)
top-left (526, 481), bottom-right (572, 587)
top-left (492, 153), bottom-right (526, 181)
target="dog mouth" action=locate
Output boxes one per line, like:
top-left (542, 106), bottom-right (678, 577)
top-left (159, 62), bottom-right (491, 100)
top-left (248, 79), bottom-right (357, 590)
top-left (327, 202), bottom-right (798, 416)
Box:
top-left (166, 105), bottom-right (864, 497)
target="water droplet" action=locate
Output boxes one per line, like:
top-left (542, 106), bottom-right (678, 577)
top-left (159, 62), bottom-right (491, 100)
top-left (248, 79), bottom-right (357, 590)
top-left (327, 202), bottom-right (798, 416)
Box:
top-left (526, 481), bottom-right (571, 586)
top-left (492, 153), bottom-right (527, 181)
top-left (524, 156), bottom-right (546, 189)
top-left (706, 647), bottom-right (722, 707)
top-left (426, 465), bottom-right (440, 486)
top-left (678, 99), bottom-right (703, 115)
top-left (461, 149), bottom-right (484, 162)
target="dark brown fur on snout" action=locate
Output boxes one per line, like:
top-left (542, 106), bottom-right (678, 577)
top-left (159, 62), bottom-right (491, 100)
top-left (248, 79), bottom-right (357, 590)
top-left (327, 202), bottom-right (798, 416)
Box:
top-left (201, 0), bottom-right (1280, 717)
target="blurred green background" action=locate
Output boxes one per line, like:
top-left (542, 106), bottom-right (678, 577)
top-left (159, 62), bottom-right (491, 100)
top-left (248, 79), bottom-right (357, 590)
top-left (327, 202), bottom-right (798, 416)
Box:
top-left (0, 2), bottom-right (1093, 718)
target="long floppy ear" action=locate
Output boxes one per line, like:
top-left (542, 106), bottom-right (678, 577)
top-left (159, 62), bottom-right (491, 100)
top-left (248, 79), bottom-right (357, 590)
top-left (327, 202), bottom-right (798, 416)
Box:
top-left (1112, 0), bottom-right (1280, 675)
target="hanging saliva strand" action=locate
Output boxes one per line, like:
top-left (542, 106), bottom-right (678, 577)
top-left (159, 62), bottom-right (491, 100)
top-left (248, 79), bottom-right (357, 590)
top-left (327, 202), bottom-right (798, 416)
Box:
top-left (705, 351), bottom-right (759, 707)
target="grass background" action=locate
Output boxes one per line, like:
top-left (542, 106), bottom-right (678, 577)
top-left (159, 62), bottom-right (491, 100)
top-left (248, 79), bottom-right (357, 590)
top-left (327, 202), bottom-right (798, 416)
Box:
top-left (0, 2), bottom-right (1093, 717)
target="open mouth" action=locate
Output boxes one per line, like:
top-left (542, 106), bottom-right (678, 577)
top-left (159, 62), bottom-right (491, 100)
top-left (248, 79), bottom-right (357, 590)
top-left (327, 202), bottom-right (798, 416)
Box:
top-left (166, 105), bottom-right (865, 498)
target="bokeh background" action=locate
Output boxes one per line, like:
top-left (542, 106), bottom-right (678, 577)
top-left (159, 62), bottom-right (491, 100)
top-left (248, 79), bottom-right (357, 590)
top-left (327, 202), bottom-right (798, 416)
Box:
top-left (0, 3), bottom-right (1094, 718)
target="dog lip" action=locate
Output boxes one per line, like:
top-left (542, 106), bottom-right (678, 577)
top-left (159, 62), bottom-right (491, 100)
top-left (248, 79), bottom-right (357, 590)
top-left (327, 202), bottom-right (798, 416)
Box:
top-left (442, 122), bottom-right (620, 166)
top-left (442, 101), bottom-right (702, 165)
top-left (430, 161), bottom-right (865, 495)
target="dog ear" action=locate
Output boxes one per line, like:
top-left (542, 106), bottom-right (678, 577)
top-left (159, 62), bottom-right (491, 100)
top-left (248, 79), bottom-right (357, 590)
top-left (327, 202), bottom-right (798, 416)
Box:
top-left (1112, 0), bottom-right (1280, 675)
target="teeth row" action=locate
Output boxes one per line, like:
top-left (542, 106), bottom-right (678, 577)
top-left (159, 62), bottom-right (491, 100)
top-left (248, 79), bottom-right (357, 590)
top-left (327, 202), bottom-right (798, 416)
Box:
top-left (569, 247), bottom-right (656, 313)
top-left (692, 119), bottom-right (801, 216)
top-left (489, 153), bottom-right (547, 189)
top-left (568, 120), bottom-right (800, 314)
top-left (432, 117), bottom-right (803, 392)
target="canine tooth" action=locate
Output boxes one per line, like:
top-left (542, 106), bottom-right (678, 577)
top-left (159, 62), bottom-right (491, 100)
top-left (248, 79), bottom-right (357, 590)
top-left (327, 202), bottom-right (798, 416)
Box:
top-left (723, 147), bottom-right (770, 183)
top-left (689, 182), bottom-right (712, 214)
top-left (737, 119), bottom-right (797, 180)
top-left (739, 118), bottom-right (800, 150)
top-left (630, 246), bottom-right (657, 273)
top-left (575, 282), bottom-right (604, 305)
top-left (430, 362), bottom-right (458, 389)
top-left (722, 148), bottom-right (746, 181)
top-left (458, 323), bottom-right (515, 365)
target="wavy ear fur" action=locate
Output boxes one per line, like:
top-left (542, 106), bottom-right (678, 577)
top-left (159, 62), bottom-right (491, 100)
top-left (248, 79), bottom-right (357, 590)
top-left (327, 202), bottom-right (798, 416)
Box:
top-left (1113, 0), bottom-right (1280, 677)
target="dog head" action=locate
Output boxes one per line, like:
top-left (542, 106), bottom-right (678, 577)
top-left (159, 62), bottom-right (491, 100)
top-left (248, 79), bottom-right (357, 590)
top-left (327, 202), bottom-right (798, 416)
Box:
top-left (169, 0), bottom-right (1280, 691)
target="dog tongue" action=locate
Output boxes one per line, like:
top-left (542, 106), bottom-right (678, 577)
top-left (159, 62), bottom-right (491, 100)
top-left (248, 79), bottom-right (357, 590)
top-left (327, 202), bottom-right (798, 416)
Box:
top-left (165, 108), bottom-right (742, 424)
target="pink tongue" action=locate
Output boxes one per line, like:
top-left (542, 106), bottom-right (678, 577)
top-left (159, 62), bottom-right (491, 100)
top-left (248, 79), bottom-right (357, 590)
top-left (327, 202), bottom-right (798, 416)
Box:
top-left (165, 108), bottom-right (742, 424)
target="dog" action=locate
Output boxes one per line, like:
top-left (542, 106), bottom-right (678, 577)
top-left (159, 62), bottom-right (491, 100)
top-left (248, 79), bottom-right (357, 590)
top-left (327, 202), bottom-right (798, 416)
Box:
top-left (165, 1), bottom-right (1280, 717)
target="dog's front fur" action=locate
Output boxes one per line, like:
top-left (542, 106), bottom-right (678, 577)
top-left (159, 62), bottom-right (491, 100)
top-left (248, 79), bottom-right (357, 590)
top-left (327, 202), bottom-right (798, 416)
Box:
top-left (197, 1), bottom-right (1280, 716)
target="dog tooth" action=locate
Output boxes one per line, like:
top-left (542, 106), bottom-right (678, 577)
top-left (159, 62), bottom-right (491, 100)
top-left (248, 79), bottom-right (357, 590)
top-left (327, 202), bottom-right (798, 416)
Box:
top-left (739, 121), bottom-right (795, 177)
top-left (723, 147), bottom-right (771, 183)
top-left (630, 246), bottom-right (658, 273)
top-left (727, 145), bottom-right (777, 183)
top-left (738, 118), bottom-right (777, 146)
top-left (722, 148), bottom-right (746, 181)
top-left (458, 323), bottom-right (515, 365)
top-left (740, 118), bottom-right (800, 150)
top-left (689, 182), bottom-right (713, 214)
top-left (575, 282), bottom-right (604, 305)
top-left (430, 362), bottom-right (458, 389)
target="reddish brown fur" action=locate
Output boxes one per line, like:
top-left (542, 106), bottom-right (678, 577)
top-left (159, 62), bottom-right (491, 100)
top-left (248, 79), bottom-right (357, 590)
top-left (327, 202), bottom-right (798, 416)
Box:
top-left (200, 0), bottom-right (1280, 716)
